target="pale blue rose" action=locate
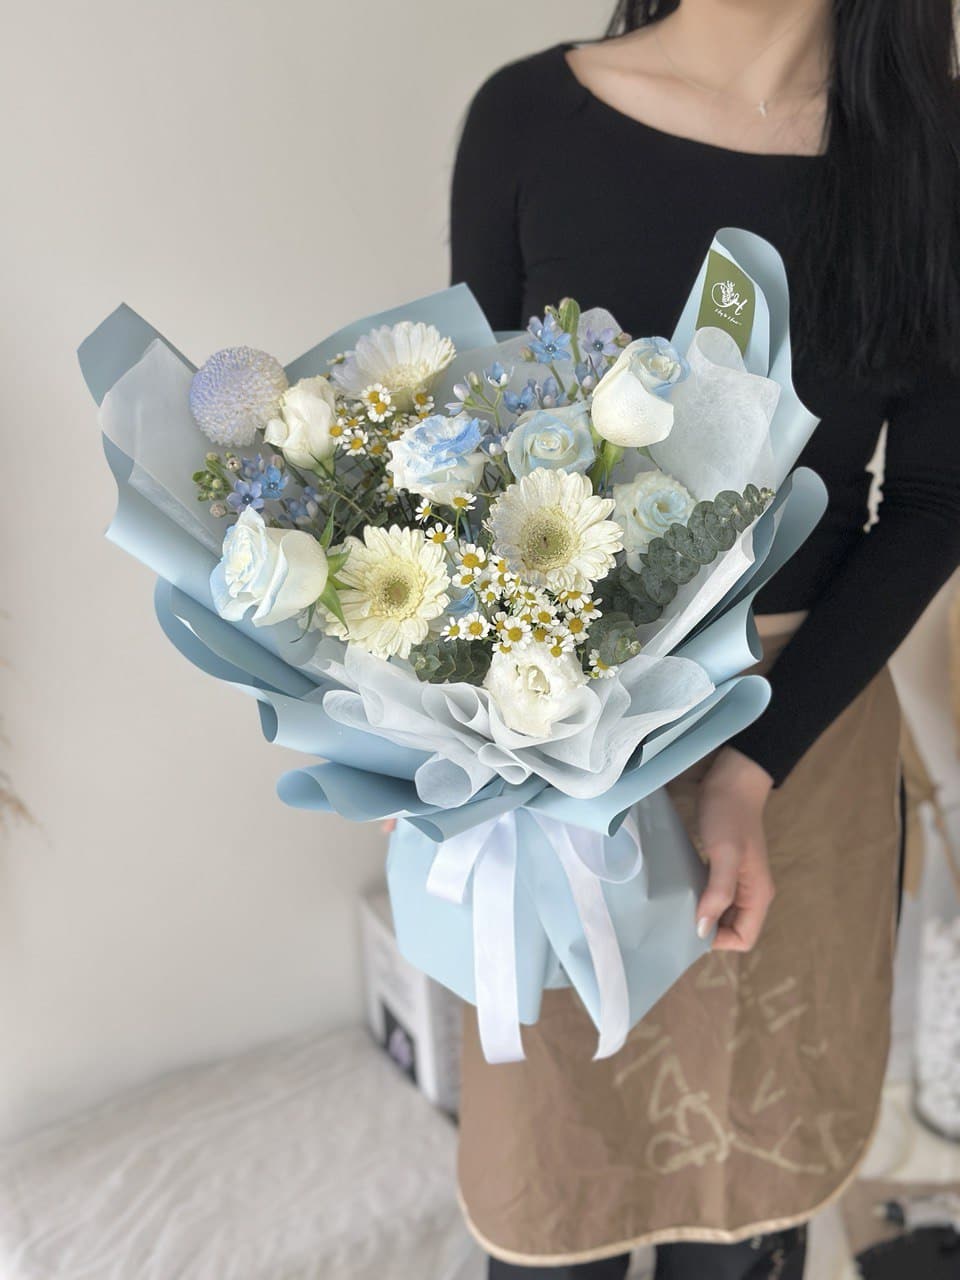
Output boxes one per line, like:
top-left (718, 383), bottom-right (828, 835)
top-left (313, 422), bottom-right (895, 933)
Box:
top-left (504, 402), bottom-right (595, 478)
top-left (612, 470), bottom-right (697, 570)
top-left (629, 337), bottom-right (689, 398)
top-left (387, 412), bottom-right (486, 504)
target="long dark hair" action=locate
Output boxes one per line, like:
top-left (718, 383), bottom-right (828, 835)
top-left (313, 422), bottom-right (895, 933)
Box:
top-left (607, 1), bottom-right (960, 385)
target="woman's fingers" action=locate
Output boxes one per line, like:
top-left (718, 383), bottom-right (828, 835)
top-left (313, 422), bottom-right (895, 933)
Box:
top-left (711, 854), bottom-right (776, 952)
top-left (381, 819), bottom-right (397, 834)
top-left (695, 841), bottom-right (740, 939)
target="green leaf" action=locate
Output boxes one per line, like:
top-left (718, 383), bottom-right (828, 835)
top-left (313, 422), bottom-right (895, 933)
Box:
top-left (587, 613), bottom-right (642, 667)
top-left (600, 483), bottom-right (774, 628)
top-left (319, 507), bottom-right (337, 548)
top-left (317, 580), bottom-right (347, 630)
top-left (409, 639), bottom-right (493, 686)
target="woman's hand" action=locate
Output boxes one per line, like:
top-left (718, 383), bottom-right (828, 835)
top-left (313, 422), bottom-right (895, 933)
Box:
top-left (695, 747), bottom-right (775, 952)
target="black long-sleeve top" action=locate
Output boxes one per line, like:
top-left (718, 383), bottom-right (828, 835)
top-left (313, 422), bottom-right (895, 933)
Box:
top-left (449, 43), bottom-right (960, 785)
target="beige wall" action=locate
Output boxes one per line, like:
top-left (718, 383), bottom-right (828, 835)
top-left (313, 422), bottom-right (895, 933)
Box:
top-left (0, 0), bottom-right (610, 1139)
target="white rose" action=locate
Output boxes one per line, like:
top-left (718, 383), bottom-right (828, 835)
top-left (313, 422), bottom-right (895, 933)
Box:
top-left (589, 339), bottom-right (679, 448)
top-left (210, 507), bottom-right (329, 627)
top-left (613, 470), bottom-right (697, 570)
top-left (483, 636), bottom-right (587, 738)
top-left (264, 376), bottom-right (338, 469)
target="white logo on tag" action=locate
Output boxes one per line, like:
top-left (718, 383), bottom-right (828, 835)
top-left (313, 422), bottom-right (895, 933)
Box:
top-left (710, 280), bottom-right (750, 324)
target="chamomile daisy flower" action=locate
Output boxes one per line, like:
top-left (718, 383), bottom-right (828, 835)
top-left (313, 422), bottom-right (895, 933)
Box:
top-left (547, 632), bottom-right (577, 658)
top-left (563, 612), bottom-right (592, 641)
top-left (441, 619), bottom-right (465, 640)
top-left (460, 612), bottom-right (491, 640)
top-left (415, 499), bottom-right (434, 523)
top-left (457, 543), bottom-right (487, 573)
top-left (451, 491), bottom-right (477, 512)
top-left (427, 522), bottom-right (452, 545)
top-left (341, 429), bottom-right (368, 454)
top-left (487, 469), bottom-right (622, 592)
top-left (588, 650), bottom-right (618, 679)
top-left (494, 612), bottom-right (531, 647)
top-left (362, 384), bottom-right (394, 423)
top-left (412, 390), bottom-right (435, 417)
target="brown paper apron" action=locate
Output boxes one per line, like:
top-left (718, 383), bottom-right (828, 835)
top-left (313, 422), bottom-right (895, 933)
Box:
top-left (457, 623), bottom-right (903, 1265)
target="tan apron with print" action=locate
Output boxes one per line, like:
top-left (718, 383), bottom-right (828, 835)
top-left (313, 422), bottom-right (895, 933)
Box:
top-left (457, 626), bottom-right (902, 1265)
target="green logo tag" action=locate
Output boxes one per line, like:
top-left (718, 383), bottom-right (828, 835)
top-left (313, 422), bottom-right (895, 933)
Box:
top-left (695, 249), bottom-right (756, 354)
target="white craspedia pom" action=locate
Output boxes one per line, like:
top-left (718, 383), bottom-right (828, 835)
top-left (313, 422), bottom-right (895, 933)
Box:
top-left (190, 347), bottom-right (289, 446)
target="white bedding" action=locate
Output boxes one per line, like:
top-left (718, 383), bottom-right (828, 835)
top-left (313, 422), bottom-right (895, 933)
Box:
top-left (0, 1027), bottom-right (483, 1280)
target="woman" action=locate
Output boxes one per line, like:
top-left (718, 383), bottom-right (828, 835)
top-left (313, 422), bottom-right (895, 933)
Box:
top-left (448, 2), bottom-right (960, 1277)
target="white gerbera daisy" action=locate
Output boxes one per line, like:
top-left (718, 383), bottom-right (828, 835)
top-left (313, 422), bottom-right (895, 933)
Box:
top-left (332, 322), bottom-right (456, 411)
top-left (326, 525), bottom-right (450, 659)
top-left (487, 468), bottom-right (623, 592)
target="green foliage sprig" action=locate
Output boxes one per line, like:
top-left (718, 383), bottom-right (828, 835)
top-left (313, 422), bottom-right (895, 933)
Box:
top-left (409, 638), bottom-right (494, 685)
top-left (602, 485), bottom-right (775, 627)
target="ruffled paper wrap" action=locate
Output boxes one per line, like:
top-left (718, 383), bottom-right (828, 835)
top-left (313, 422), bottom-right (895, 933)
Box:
top-left (80, 228), bottom-right (825, 1064)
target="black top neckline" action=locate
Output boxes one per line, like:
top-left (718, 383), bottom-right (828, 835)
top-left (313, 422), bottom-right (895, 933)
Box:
top-left (555, 42), bottom-right (826, 165)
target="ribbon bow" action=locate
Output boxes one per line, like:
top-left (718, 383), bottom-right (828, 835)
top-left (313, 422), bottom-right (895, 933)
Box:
top-left (425, 809), bottom-right (643, 1064)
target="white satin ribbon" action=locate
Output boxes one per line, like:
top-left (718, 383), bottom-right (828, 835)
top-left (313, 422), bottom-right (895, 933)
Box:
top-left (425, 809), bottom-right (643, 1064)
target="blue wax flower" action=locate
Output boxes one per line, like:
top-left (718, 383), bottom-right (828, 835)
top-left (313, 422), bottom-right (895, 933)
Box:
top-left (527, 314), bottom-right (572, 364)
top-left (227, 479), bottom-right (264, 512)
top-left (260, 465), bottom-right (288, 500)
top-left (582, 325), bottom-right (620, 362)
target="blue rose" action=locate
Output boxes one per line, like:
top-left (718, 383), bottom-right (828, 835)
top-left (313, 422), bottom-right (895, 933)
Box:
top-left (387, 412), bottom-right (486, 503)
top-left (628, 337), bottom-right (689, 398)
top-left (504, 402), bottom-right (595, 479)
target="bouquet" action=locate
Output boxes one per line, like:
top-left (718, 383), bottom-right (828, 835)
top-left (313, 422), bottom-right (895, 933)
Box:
top-left (80, 229), bottom-right (824, 1064)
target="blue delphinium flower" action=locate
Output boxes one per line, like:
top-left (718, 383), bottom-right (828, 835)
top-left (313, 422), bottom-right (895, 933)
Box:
top-left (228, 479), bottom-right (264, 512)
top-left (526, 314), bottom-right (572, 364)
top-left (260, 465), bottom-right (288, 500)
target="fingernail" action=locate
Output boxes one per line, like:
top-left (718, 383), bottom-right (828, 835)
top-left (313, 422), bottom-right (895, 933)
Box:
top-left (696, 916), bottom-right (712, 940)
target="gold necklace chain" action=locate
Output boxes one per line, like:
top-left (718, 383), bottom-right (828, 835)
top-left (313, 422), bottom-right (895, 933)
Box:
top-left (654, 13), bottom-right (827, 118)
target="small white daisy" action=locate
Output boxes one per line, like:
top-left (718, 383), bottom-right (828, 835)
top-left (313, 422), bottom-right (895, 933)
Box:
top-left (461, 611), bottom-right (491, 640)
top-left (457, 543), bottom-right (487, 573)
top-left (548, 632), bottom-right (577, 658)
top-left (451, 491), bottom-right (477, 512)
top-left (589, 650), bottom-right (618, 679)
top-left (494, 612), bottom-right (531, 647)
top-left (441, 619), bottom-right (464, 640)
top-left (427, 522), bottom-right (452, 545)
top-left (412, 390), bottom-right (435, 417)
top-left (362, 383), bottom-right (394, 422)
top-left (415, 499), bottom-right (434, 523)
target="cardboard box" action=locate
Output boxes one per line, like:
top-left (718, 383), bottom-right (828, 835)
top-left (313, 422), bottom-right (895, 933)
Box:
top-left (360, 889), bottom-right (462, 1115)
